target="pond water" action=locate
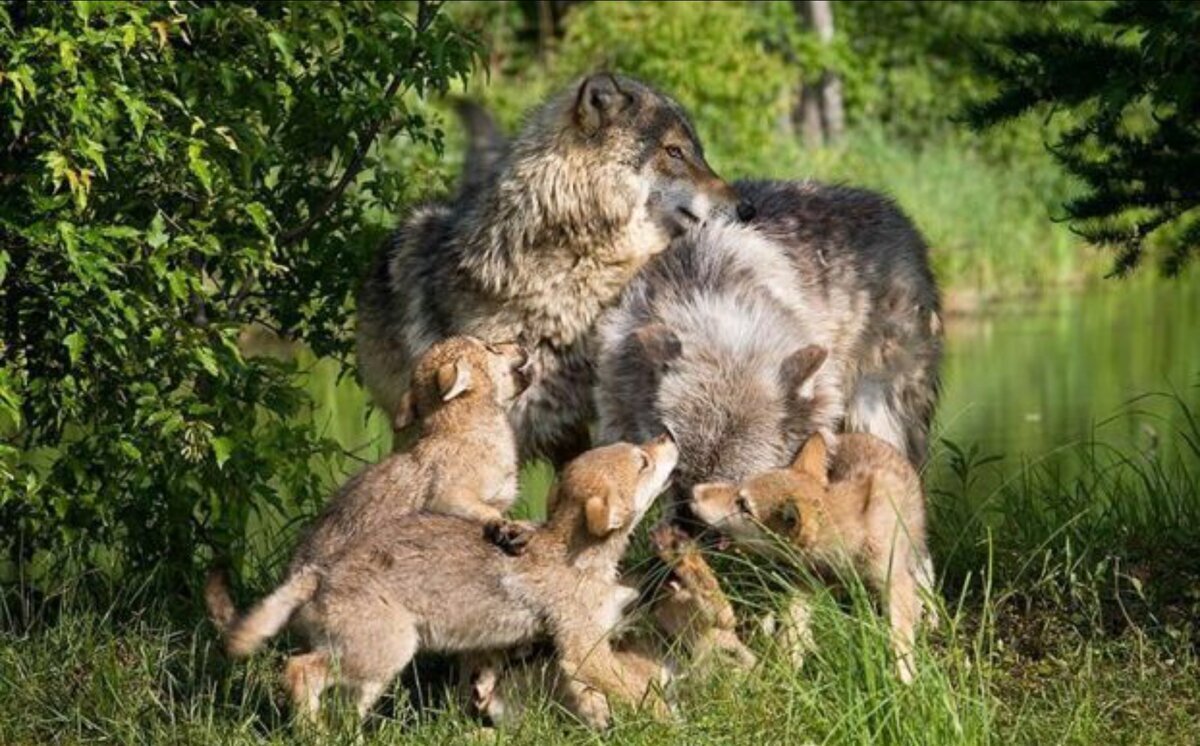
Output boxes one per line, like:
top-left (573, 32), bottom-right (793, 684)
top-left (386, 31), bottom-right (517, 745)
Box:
top-left (936, 275), bottom-right (1200, 468)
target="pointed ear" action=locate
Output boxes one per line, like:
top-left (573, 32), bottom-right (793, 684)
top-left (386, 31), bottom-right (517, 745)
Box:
top-left (781, 345), bottom-right (828, 399)
top-left (691, 482), bottom-right (735, 506)
top-left (585, 486), bottom-right (625, 536)
top-left (634, 323), bottom-right (682, 371)
top-left (574, 73), bottom-right (633, 135)
top-left (392, 390), bottom-right (416, 431)
top-left (437, 358), bottom-right (473, 401)
top-left (791, 434), bottom-right (829, 486)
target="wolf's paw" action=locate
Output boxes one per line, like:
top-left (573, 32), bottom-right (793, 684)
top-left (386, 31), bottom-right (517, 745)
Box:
top-left (485, 520), bottom-right (536, 556)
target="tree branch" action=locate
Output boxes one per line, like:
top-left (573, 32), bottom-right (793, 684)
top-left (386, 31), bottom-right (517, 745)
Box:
top-left (278, 0), bottom-right (439, 248)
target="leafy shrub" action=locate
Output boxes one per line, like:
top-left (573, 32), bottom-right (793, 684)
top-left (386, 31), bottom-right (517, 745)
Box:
top-left (0, 1), bottom-right (480, 588)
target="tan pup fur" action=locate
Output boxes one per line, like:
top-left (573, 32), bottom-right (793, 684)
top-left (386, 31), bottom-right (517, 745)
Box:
top-left (690, 432), bottom-right (935, 682)
top-left (471, 523), bottom-right (757, 728)
top-left (209, 436), bottom-right (678, 726)
top-left (204, 335), bottom-right (527, 656)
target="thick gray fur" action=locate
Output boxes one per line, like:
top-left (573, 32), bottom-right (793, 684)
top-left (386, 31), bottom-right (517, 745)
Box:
top-left (357, 75), bottom-right (740, 463)
top-left (596, 179), bottom-right (942, 494)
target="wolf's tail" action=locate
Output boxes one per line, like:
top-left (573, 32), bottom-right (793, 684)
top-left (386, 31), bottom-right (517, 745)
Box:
top-left (453, 99), bottom-right (506, 197)
top-left (203, 565), bottom-right (320, 659)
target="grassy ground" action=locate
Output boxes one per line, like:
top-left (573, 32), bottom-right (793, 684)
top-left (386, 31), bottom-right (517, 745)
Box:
top-left (2, 398), bottom-right (1197, 745)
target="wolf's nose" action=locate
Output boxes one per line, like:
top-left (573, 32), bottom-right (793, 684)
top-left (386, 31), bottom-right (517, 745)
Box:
top-left (736, 201), bottom-right (756, 223)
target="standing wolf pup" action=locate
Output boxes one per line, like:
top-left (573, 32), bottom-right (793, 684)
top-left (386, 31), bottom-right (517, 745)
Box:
top-left (357, 73), bottom-right (752, 463)
top-left (204, 335), bottom-right (529, 657)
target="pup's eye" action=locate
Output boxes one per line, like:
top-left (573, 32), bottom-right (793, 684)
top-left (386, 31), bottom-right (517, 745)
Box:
top-left (637, 451), bottom-right (652, 472)
top-left (665, 145), bottom-right (684, 160)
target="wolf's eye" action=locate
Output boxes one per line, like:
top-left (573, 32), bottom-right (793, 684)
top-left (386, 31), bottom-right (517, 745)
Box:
top-left (665, 145), bottom-right (684, 160)
top-left (637, 450), bottom-right (652, 472)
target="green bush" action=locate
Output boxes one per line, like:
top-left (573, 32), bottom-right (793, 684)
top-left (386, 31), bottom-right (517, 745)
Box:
top-left (0, 1), bottom-right (480, 589)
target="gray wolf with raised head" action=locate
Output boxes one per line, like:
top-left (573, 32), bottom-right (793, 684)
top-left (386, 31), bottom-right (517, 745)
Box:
top-left (357, 74), bottom-right (753, 464)
top-left (596, 179), bottom-right (942, 498)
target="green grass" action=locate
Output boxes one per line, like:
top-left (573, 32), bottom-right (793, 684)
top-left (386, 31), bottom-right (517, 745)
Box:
top-left (3, 397), bottom-right (1198, 745)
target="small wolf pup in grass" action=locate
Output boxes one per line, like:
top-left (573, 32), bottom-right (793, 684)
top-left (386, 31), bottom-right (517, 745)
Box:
top-left (690, 432), bottom-right (935, 682)
top-left (357, 73), bottom-right (753, 464)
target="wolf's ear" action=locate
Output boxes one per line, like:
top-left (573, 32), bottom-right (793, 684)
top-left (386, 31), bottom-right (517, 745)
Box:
top-left (575, 73), bottom-right (633, 135)
top-left (585, 486), bottom-right (626, 536)
top-left (634, 323), bottom-right (682, 371)
top-left (791, 434), bottom-right (829, 486)
top-left (392, 390), bottom-right (417, 431)
top-left (437, 358), bottom-right (473, 401)
top-left (781, 345), bottom-right (828, 399)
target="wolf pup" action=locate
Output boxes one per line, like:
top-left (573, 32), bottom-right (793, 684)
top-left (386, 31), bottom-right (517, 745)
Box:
top-left (205, 335), bottom-right (529, 644)
top-left (689, 432), bottom-right (935, 683)
top-left (357, 73), bottom-right (752, 464)
top-left (208, 435), bottom-right (678, 725)
top-left (470, 522), bottom-right (757, 728)
top-left (597, 182), bottom-right (941, 510)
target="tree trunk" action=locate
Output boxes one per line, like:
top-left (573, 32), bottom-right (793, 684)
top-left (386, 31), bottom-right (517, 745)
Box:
top-left (792, 0), bottom-right (845, 146)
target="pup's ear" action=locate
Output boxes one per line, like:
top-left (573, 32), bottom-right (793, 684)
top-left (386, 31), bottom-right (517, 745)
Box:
top-left (791, 434), bottom-right (829, 486)
top-left (634, 323), bottom-right (682, 371)
top-left (781, 345), bottom-right (828, 399)
top-left (437, 358), bottom-right (473, 401)
top-left (575, 73), bottom-right (633, 136)
top-left (585, 486), bottom-right (625, 537)
top-left (392, 390), bottom-right (416, 431)
top-left (691, 482), bottom-right (736, 506)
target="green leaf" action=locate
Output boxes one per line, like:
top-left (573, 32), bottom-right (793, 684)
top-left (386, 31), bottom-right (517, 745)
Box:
top-left (63, 331), bottom-right (85, 365)
top-left (245, 202), bottom-right (271, 235)
top-left (195, 347), bottom-right (219, 377)
top-left (146, 212), bottom-right (169, 249)
top-left (0, 250), bottom-right (9, 285)
top-left (211, 437), bottom-right (234, 468)
top-left (59, 40), bottom-right (78, 77)
top-left (188, 140), bottom-right (213, 193)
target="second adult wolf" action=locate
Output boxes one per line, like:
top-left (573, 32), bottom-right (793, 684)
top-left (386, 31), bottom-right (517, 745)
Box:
top-left (597, 180), bottom-right (942, 498)
top-left (357, 74), bottom-right (750, 463)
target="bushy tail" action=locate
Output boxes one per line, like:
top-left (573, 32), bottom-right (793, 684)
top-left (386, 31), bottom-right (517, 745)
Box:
top-left (452, 99), bottom-right (506, 198)
top-left (203, 565), bottom-right (320, 659)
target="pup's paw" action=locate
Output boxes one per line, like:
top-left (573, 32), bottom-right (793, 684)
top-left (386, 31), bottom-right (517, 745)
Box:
top-left (485, 520), bottom-right (536, 556)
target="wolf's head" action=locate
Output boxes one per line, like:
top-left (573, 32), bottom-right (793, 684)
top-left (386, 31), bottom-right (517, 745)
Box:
top-left (574, 73), bottom-right (751, 227)
top-left (396, 335), bottom-right (529, 430)
top-left (629, 313), bottom-right (830, 495)
top-left (689, 434), bottom-right (834, 555)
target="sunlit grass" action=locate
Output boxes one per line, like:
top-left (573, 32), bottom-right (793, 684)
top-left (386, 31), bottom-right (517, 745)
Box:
top-left (3, 397), bottom-right (1198, 744)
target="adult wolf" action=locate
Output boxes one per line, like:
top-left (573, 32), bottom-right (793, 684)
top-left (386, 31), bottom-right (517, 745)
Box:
top-left (596, 180), bottom-right (942, 500)
top-left (357, 74), bottom-right (753, 463)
